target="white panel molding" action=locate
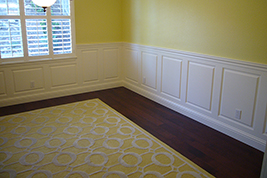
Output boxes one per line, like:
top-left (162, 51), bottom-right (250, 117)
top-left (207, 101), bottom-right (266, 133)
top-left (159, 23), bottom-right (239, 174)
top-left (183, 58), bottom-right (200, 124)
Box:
top-left (0, 43), bottom-right (123, 107)
top-left (161, 56), bottom-right (182, 100)
top-left (0, 71), bottom-right (6, 96)
top-left (141, 52), bottom-right (158, 90)
top-left (124, 48), bottom-right (139, 84)
top-left (0, 56), bottom-right (77, 67)
top-left (219, 69), bottom-right (259, 128)
top-left (12, 67), bottom-right (45, 93)
top-left (186, 62), bottom-right (215, 112)
top-left (123, 43), bottom-right (267, 71)
top-left (81, 49), bottom-right (99, 83)
top-left (103, 48), bottom-right (119, 80)
top-left (77, 42), bottom-right (122, 82)
top-left (50, 64), bottom-right (78, 88)
top-left (123, 80), bottom-right (266, 151)
top-left (0, 81), bottom-right (122, 108)
top-left (1, 42), bottom-right (266, 152)
top-left (122, 43), bottom-right (267, 152)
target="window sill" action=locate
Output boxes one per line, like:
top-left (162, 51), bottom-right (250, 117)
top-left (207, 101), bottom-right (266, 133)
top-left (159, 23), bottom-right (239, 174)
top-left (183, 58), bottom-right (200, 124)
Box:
top-left (0, 55), bottom-right (78, 67)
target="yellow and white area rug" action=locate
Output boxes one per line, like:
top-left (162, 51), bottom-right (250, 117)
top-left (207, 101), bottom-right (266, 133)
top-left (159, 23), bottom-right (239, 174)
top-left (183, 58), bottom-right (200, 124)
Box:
top-left (0, 99), bottom-right (214, 178)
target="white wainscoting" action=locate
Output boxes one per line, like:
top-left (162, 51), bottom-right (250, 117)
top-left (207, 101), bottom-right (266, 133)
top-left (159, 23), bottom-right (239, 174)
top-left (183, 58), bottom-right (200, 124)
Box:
top-left (1, 42), bottom-right (266, 152)
top-left (103, 48), bottom-right (120, 80)
top-left (124, 48), bottom-right (139, 83)
top-left (122, 43), bottom-right (267, 151)
top-left (0, 43), bottom-right (123, 107)
top-left (141, 52), bottom-right (158, 90)
top-left (219, 69), bottom-right (259, 128)
top-left (50, 64), bottom-right (77, 88)
top-left (186, 62), bottom-right (215, 112)
top-left (80, 49), bottom-right (99, 83)
top-left (161, 56), bottom-right (182, 100)
top-left (13, 67), bottom-right (45, 93)
top-left (0, 71), bottom-right (6, 96)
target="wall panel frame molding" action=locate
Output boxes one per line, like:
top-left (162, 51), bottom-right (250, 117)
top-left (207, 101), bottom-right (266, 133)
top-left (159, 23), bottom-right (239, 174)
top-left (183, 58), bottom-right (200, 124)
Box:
top-left (124, 48), bottom-right (139, 84)
top-left (186, 62), bottom-right (215, 112)
top-left (0, 43), bottom-right (123, 108)
top-left (219, 69), bottom-right (259, 128)
top-left (81, 49), bottom-right (99, 83)
top-left (122, 43), bottom-right (267, 152)
top-left (13, 67), bottom-right (45, 93)
top-left (141, 52), bottom-right (158, 90)
top-left (50, 64), bottom-right (78, 88)
top-left (103, 48), bottom-right (120, 80)
top-left (161, 56), bottom-right (182, 100)
top-left (0, 71), bottom-right (6, 96)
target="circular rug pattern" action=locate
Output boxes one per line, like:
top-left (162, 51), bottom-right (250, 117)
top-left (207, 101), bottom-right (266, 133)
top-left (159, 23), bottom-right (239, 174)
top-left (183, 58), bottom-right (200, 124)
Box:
top-left (0, 99), bottom-right (213, 178)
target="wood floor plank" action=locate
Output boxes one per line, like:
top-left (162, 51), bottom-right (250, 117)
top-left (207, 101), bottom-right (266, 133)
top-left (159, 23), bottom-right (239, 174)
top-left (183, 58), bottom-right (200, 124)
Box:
top-left (0, 87), bottom-right (263, 178)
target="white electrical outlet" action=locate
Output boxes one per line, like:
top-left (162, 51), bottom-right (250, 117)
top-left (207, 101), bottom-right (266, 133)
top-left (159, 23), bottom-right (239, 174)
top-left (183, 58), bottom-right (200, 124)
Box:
top-left (235, 109), bottom-right (242, 120)
top-left (30, 81), bottom-right (35, 88)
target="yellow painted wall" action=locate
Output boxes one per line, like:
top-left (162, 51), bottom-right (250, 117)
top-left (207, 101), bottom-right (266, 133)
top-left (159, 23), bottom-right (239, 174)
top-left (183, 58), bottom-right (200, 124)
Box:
top-left (75, 0), bottom-right (122, 44)
top-left (122, 0), bottom-right (267, 64)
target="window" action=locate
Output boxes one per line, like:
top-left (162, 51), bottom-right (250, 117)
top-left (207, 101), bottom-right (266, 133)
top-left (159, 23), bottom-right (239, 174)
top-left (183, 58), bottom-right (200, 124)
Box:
top-left (0, 0), bottom-right (75, 62)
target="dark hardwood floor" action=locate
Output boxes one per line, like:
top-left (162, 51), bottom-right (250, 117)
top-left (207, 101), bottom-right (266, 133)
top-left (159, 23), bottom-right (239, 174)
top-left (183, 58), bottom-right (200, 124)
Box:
top-left (0, 87), bottom-right (263, 177)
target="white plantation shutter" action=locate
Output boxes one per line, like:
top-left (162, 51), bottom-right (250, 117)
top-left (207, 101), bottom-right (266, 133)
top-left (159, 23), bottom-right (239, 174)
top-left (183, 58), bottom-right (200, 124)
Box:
top-left (26, 19), bottom-right (49, 56)
top-left (0, 0), bottom-right (20, 15)
top-left (0, 19), bottom-right (24, 58)
top-left (51, 0), bottom-right (72, 55)
top-left (0, 0), bottom-right (74, 62)
top-left (51, 0), bottom-right (70, 16)
top-left (52, 19), bottom-right (71, 54)
top-left (24, 0), bottom-right (45, 16)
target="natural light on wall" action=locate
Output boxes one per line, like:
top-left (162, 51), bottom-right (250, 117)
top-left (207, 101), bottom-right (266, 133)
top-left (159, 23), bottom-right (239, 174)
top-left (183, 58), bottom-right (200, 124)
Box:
top-left (0, 0), bottom-right (73, 62)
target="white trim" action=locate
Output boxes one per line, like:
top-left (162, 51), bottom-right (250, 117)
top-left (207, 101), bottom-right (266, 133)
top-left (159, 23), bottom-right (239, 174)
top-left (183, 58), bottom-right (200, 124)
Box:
top-left (122, 43), bottom-right (267, 152)
top-left (261, 141), bottom-right (267, 178)
top-left (0, 55), bottom-right (77, 67)
top-left (123, 43), bottom-right (267, 71)
top-left (1, 42), bottom-right (266, 153)
top-left (0, 42), bottom-right (122, 107)
top-left (123, 81), bottom-right (266, 151)
top-left (0, 80), bottom-right (122, 107)
top-left (70, 0), bottom-right (76, 56)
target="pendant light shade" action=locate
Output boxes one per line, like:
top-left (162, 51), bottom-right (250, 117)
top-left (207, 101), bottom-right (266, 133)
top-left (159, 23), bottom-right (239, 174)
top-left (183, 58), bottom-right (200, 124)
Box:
top-left (32, 0), bottom-right (57, 10)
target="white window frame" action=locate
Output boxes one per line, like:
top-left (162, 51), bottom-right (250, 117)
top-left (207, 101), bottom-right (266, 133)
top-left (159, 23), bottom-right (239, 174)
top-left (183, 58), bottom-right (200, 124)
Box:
top-left (0, 0), bottom-right (76, 64)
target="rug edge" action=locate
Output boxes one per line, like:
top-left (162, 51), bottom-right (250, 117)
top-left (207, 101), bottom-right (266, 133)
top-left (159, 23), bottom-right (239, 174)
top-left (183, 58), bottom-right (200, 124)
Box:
top-left (96, 99), bottom-right (215, 178)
